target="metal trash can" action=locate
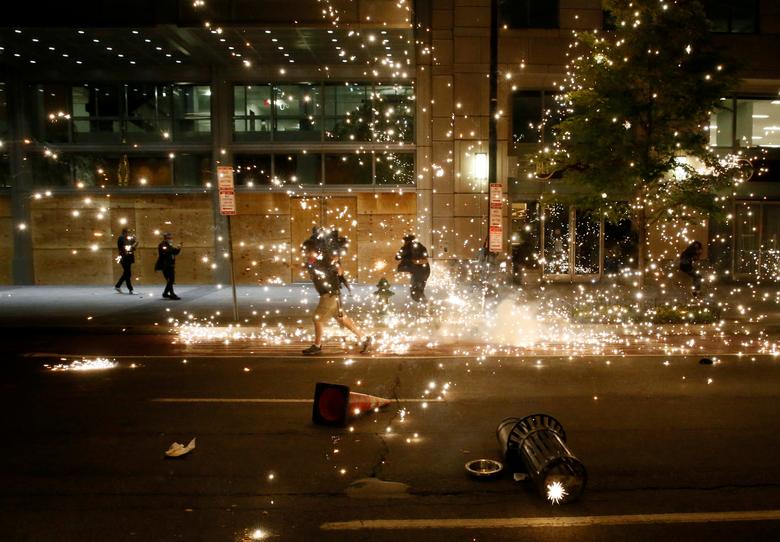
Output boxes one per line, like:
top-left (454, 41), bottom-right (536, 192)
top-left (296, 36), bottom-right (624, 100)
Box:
top-left (497, 414), bottom-right (587, 503)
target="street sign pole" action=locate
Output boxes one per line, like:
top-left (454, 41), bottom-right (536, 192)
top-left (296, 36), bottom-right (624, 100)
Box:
top-left (226, 215), bottom-right (239, 323)
top-left (217, 166), bottom-right (239, 322)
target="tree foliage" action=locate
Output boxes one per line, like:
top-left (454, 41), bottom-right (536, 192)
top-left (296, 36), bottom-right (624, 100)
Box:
top-left (545, 0), bottom-right (746, 224)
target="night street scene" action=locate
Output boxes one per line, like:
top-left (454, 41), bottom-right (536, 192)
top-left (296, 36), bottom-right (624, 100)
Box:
top-left (3, 0), bottom-right (780, 540)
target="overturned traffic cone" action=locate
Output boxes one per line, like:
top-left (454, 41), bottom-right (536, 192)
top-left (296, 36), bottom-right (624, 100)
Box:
top-left (312, 382), bottom-right (392, 426)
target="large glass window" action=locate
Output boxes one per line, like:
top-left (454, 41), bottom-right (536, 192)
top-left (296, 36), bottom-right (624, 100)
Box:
top-left (273, 84), bottom-right (321, 141)
top-left (375, 151), bottom-right (414, 185)
top-left (708, 97), bottom-right (780, 149)
top-left (31, 83), bottom-right (210, 143)
top-left (736, 98), bottom-right (780, 148)
top-left (30, 152), bottom-right (78, 187)
top-left (125, 84), bottom-right (172, 142)
top-left (762, 205), bottom-right (780, 280)
top-left (0, 83), bottom-right (8, 137)
top-left (512, 90), bottom-right (558, 146)
top-left (510, 202), bottom-right (541, 279)
top-left (173, 85), bottom-right (211, 140)
top-left (71, 85), bottom-right (122, 143)
top-left (234, 154), bottom-right (273, 186)
top-left (704, 0), bottom-right (758, 33)
top-left (499, 0), bottom-right (558, 29)
top-left (574, 209), bottom-right (600, 275)
top-left (275, 152), bottom-right (322, 184)
top-left (29, 152), bottom-right (180, 187)
top-left (604, 217), bottom-right (638, 273)
top-left (232, 82), bottom-right (414, 143)
top-left (372, 84), bottom-right (415, 143)
top-left (324, 83), bottom-right (372, 141)
top-left (708, 100), bottom-right (734, 147)
top-left (735, 203), bottom-right (760, 275)
top-left (173, 153), bottom-right (210, 187)
top-left (234, 85), bottom-right (272, 141)
top-left (543, 204), bottom-right (570, 274)
top-left (0, 149), bottom-right (10, 187)
top-left (324, 153), bottom-right (372, 185)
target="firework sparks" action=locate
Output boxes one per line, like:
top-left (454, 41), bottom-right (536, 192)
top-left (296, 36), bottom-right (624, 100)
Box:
top-left (44, 357), bottom-right (118, 371)
top-left (546, 480), bottom-right (568, 505)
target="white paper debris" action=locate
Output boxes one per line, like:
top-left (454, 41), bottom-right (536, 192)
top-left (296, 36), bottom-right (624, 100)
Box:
top-left (165, 437), bottom-right (196, 458)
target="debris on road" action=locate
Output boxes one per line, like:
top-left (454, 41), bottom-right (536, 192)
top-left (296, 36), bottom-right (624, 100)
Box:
top-left (465, 458), bottom-right (503, 479)
top-left (165, 437), bottom-right (196, 458)
top-left (497, 414), bottom-right (587, 504)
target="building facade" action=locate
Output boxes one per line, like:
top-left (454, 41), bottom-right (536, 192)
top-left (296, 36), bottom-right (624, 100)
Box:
top-left (1, 0), bottom-right (778, 286)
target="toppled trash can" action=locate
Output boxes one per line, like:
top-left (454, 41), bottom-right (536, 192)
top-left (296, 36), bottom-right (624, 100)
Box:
top-left (497, 414), bottom-right (586, 504)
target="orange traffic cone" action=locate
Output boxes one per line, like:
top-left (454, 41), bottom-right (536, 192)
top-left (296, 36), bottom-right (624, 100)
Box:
top-left (312, 382), bottom-right (392, 426)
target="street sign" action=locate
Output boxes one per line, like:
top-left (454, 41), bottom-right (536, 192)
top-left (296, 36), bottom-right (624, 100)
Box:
top-left (217, 166), bottom-right (237, 216)
top-left (217, 165), bottom-right (239, 321)
top-left (217, 166), bottom-right (234, 190)
top-left (488, 183), bottom-right (503, 252)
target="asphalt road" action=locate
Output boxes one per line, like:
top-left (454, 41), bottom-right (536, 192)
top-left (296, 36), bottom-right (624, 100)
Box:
top-left (1, 336), bottom-right (780, 541)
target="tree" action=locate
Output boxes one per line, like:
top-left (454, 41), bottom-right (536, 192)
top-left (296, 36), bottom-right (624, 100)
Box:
top-left (542, 0), bottom-right (748, 273)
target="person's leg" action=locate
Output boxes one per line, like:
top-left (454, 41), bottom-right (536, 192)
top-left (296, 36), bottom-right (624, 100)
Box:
top-left (693, 271), bottom-right (703, 293)
top-left (314, 317), bottom-right (324, 346)
top-left (410, 280), bottom-right (421, 302)
top-left (167, 269), bottom-right (178, 298)
top-left (115, 262), bottom-right (129, 290)
top-left (162, 269), bottom-right (172, 297)
top-left (125, 263), bottom-right (133, 292)
top-left (337, 314), bottom-right (363, 340)
top-left (304, 295), bottom-right (331, 354)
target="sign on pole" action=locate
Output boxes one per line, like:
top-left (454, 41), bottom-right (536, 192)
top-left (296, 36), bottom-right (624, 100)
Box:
top-left (217, 165), bottom-right (239, 321)
top-left (488, 182), bottom-right (503, 252)
top-left (217, 166), bottom-right (237, 216)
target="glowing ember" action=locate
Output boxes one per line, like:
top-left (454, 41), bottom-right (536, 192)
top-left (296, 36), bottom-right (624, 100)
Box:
top-left (546, 480), bottom-right (568, 505)
top-left (44, 357), bottom-right (118, 372)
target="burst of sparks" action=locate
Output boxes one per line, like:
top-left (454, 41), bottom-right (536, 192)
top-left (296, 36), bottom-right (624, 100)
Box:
top-left (44, 357), bottom-right (118, 371)
top-left (546, 480), bottom-right (568, 505)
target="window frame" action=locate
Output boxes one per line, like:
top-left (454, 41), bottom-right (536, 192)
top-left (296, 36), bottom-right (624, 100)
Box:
top-left (232, 150), bottom-right (415, 187)
top-left (704, 0), bottom-right (759, 34)
top-left (231, 81), bottom-right (415, 144)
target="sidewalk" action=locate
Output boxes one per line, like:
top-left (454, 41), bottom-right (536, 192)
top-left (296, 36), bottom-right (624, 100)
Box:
top-left (1, 282), bottom-right (779, 335)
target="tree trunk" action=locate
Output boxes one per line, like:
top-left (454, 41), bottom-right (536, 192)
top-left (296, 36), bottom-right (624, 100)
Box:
top-left (637, 206), bottom-right (647, 286)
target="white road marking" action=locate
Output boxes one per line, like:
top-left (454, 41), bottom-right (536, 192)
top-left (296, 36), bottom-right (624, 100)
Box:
top-left (151, 398), bottom-right (442, 404)
top-left (320, 509), bottom-right (780, 531)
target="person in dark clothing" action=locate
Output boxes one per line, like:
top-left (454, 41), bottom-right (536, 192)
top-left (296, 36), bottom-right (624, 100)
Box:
top-left (114, 228), bottom-right (138, 294)
top-left (301, 238), bottom-right (372, 355)
top-left (395, 234), bottom-right (430, 303)
top-left (679, 240), bottom-right (703, 296)
top-left (155, 232), bottom-right (182, 300)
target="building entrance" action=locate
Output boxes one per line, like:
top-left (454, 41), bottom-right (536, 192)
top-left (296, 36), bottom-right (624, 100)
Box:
top-left (541, 204), bottom-right (601, 281)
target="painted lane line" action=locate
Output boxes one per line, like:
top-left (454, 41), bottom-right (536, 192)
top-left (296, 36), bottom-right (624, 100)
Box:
top-left (320, 509), bottom-right (780, 531)
top-left (151, 398), bottom-right (443, 404)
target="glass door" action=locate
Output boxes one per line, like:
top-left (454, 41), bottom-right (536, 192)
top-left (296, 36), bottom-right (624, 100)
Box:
top-left (542, 205), bottom-right (602, 281)
top-left (574, 209), bottom-right (601, 276)
top-left (761, 205), bottom-right (780, 280)
top-left (543, 204), bottom-right (570, 277)
top-left (734, 203), bottom-right (760, 278)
